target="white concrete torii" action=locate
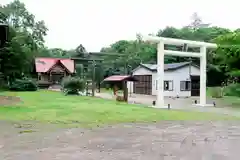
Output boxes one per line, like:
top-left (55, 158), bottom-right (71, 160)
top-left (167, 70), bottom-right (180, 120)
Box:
top-left (141, 35), bottom-right (217, 108)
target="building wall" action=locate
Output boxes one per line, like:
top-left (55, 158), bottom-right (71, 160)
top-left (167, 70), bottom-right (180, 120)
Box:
top-left (127, 65), bottom-right (200, 97)
top-left (152, 65), bottom-right (200, 97)
top-left (38, 73), bottom-right (49, 82)
top-left (127, 67), bottom-right (152, 95)
top-left (50, 65), bottom-right (65, 73)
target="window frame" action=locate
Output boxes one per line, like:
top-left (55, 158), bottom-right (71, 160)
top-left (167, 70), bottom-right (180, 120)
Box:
top-left (156, 80), bottom-right (174, 91)
top-left (180, 81), bottom-right (191, 91)
top-left (164, 80), bottom-right (173, 91)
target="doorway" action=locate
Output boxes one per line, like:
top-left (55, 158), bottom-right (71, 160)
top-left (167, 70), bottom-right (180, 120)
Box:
top-left (191, 75), bottom-right (200, 96)
top-left (51, 73), bottom-right (65, 84)
top-left (133, 75), bottom-right (152, 95)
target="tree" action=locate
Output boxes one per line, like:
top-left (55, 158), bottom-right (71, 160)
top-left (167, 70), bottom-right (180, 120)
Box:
top-left (187, 12), bottom-right (210, 29)
top-left (0, 0), bottom-right (48, 47)
top-left (213, 31), bottom-right (240, 81)
top-left (75, 44), bottom-right (88, 57)
top-left (0, 0), bottom-right (48, 82)
top-left (100, 22), bottom-right (235, 86)
top-left (48, 48), bottom-right (69, 57)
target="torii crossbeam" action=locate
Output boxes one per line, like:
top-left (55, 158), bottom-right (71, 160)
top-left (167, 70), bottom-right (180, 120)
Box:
top-left (141, 35), bottom-right (217, 108)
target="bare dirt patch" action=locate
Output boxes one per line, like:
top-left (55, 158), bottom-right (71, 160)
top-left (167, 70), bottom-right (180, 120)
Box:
top-left (0, 95), bottom-right (21, 106)
top-left (0, 121), bottom-right (240, 159)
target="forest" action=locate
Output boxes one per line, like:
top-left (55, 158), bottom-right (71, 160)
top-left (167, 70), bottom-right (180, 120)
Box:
top-left (1, 0), bottom-right (240, 95)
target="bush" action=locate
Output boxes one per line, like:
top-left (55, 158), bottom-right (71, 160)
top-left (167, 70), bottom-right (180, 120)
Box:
top-left (210, 87), bottom-right (223, 98)
top-left (9, 79), bottom-right (38, 91)
top-left (61, 76), bottom-right (86, 95)
top-left (116, 95), bottom-right (125, 102)
top-left (224, 83), bottom-right (240, 97)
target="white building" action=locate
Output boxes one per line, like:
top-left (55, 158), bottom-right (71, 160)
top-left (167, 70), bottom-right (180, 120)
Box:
top-left (127, 62), bottom-right (200, 97)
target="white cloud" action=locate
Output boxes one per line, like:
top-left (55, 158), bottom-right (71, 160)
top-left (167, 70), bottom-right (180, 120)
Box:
top-left (2, 0), bottom-right (240, 51)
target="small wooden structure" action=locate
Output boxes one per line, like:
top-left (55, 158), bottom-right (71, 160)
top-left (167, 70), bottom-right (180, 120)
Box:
top-left (35, 58), bottom-right (75, 87)
top-left (103, 75), bottom-right (138, 102)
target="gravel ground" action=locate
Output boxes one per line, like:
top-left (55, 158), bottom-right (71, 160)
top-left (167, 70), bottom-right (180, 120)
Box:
top-left (1, 121), bottom-right (240, 160)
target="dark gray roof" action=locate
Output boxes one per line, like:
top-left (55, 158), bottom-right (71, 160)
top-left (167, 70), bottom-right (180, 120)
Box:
top-left (140, 62), bottom-right (195, 71)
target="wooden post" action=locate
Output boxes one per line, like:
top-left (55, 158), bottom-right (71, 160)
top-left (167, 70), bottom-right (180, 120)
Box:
top-left (91, 60), bottom-right (96, 97)
top-left (86, 81), bottom-right (89, 96)
top-left (98, 62), bottom-right (102, 93)
top-left (113, 84), bottom-right (117, 96)
top-left (123, 81), bottom-right (128, 102)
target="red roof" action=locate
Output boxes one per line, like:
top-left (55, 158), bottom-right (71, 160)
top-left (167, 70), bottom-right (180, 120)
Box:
top-left (35, 58), bottom-right (74, 73)
top-left (103, 75), bottom-right (137, 82)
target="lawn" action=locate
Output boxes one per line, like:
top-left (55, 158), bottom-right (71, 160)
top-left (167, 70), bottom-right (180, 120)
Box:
top-left (207, 87), bottom-right (240, 109)
top-left (0, 90), bottom-right (238, 127)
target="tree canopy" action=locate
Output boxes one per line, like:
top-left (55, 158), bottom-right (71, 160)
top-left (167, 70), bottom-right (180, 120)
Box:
top-left (0, 1), bottom-right (240, 87)
top-left (99, 13), bottom-right (239, 86)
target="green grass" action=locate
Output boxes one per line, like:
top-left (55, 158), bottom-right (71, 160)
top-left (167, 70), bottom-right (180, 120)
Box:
top-left (101, 88), bottom-right (123, 94)
top-left (207, 87), bottom-right (240, 108)
top-left (0, 90), bottom-right (238, 127)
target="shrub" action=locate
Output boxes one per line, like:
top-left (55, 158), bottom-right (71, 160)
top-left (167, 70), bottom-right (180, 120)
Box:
top-left (116, 95), bottom-right (125, 102)
top-left (61, 76), bottom-right (86, 95)
top-left (210, 87), bottom-right (223, 98)
top-left (9, 79), bottom-right (38, 91)
top-left (224, 83), bottom-right (240, 97)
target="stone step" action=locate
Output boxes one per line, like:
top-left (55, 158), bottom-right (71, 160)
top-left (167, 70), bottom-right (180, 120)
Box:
top-left (48, 85), bottom-right (62, 90)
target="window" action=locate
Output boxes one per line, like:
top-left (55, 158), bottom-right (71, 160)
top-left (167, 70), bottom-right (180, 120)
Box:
top-left (180, 81), bottom-right (191, 91)
top-left (164, 81), bottom-right (173, 91)
top-left (156, 80), bottom-right (158, 90)
top-left (156, 80), bottom-right (173, 91)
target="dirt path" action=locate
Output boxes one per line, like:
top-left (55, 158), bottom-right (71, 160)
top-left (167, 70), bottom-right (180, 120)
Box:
top-left (1, 121), bottom-right (240, 160)
top-left (0, 95), bottom-right (21, 106)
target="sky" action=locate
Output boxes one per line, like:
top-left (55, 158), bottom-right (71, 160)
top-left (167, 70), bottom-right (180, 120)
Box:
top-left (2, 0), bottom-right (240, 51)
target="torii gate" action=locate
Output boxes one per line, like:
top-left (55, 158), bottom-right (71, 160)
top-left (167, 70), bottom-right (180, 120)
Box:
top-left (141, 35), bottom-right (217, 108)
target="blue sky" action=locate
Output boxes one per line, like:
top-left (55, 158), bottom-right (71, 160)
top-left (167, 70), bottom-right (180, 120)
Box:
top-left (2, 0), bottom-right (239, 51)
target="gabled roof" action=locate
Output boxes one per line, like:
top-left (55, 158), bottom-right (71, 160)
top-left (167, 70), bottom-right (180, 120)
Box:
top-left (35, 58), bottom-right (74, 73)
top-left (135, 62), bottom-right (198, 72)
top-left (103, 75), bottom-right (138, 82)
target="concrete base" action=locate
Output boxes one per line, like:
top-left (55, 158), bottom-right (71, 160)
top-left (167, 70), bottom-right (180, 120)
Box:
top-left (150, 105), bottom-right (170, 109)
top-left (193, 103), bottom-right (214, 107)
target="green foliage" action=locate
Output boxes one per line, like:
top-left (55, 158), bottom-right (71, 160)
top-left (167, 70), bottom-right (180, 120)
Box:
top-left (209, 87), bottom-right (223, 98)
top-left (61, 76), bottom-right (86, 95)
top-left (75, 64), bottom-right (84, 77)
top-left (213, 31), bottom-right (240, 83)
top-left (74, 44), bottom-right (88, 57)
top-left (9, 79), bottom-right (37, 91)
top-left (98, 14), bottom-right (235, 87)
top-left (0, 0), bottom-right (48, 80)
top-left (224, 83), bottom-right (240, 97)
top-left (1, 2), bottom-right (240, 91)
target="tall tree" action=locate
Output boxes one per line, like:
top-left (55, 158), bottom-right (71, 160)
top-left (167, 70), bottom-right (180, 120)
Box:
top-left (0, 0), bottom-right (48, 80)
top-left (187, 12), bottom-right (210, 29)
top-left (0, 0), bottom-right (48, 47)
top-left (213, 31), bottom-right (240, 81)
top-left (75, 44), bottom-right (88, 57)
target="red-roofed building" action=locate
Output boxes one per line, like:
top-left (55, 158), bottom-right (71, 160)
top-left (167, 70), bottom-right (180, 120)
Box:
top-left (35, 58), bottom-right (75, 86)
